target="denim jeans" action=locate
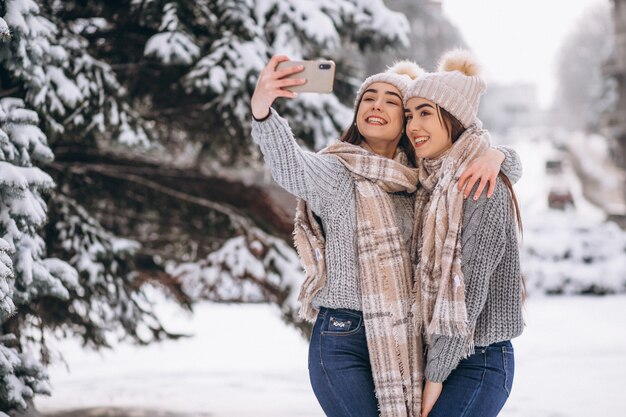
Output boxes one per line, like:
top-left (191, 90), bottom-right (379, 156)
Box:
top-left (308, 307), bottom-right (379, 417)
top-left (429, 340), bottom-right (515, 417)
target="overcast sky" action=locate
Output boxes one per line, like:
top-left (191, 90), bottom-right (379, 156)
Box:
top-left (441, 0), bottom-right (608, 109)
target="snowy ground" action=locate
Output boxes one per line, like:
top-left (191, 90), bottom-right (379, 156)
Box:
top-left (36, 295), bottom-right (626, 417)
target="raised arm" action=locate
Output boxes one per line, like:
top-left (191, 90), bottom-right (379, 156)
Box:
top-left (251, 109), bottom-right (351, 216)
top-left (251, 55), bottom-right (351, 216)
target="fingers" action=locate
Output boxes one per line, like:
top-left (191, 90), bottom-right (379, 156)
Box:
top-left (267, 54), bottom-right (290, 70)
top-left (473, 178), bottom-right (489, 200)
top-left (462, 174), bottom-right (479, 199)
top-left (260, 55), bottom-right (291, 79)
top-left (486, 175), bottom-right (497, 198)
top-left (275, 77), bottom-right (306, 88)
top-left (274, 89), bottom-right (298, 99)
top-left (457, 170), bottom-right (470, 192)
top-left (273, 64), bottom-right (305, 79)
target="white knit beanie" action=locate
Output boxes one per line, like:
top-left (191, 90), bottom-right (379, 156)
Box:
top-left (404, 49), bottom-right (486, 128)
top-left (354, 60), bottom-right (424, 109)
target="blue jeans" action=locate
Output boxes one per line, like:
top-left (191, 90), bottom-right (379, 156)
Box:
top-left (308, 307), bottom-right (379, 417)
top-left (429, 340), bottom-right (515, 417)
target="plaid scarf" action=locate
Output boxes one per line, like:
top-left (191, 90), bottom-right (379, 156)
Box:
top-left (411, 125), bottom-right (490, 350)
top-left (294, 141), bottom-right (424, 417)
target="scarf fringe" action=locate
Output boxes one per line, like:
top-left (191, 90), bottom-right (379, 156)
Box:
top-left (293, 201), bottom-right (327, 323)
top-left (425, 318), bottom-right (470, 338)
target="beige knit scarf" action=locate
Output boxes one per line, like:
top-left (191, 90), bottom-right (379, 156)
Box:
top-left (411, 125), bottom-right (490, 351)
top-left (294, 141), bottom-right (424, 417)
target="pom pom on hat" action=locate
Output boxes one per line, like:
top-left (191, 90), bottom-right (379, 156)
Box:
top-left (404, 49), bottom-right (486, 128)
top-left (386, 60), bottom-right (424, 80)
top-left (437, 49), bottom-right (481, 77)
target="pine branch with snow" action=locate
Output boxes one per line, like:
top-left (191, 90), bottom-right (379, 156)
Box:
top-left (0, 98), bottom-right (77, 306)
top-left (144, 2), bottom-right (201, 65)
top-left (0, 0), bottom-right (151, 146)
top-left (168, 228), bottom-right (308, 334)
top-left (42, 194), bottom-right (181, 349)
top-left (0, 239), bottom-right (15, 323)
top-left (0, 335), bottom-right (50, 411)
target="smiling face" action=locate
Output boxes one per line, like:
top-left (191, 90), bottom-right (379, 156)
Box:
top-left (404, 97), bottom-right (453, 159)
top-left (355, 82), bottom-right (405, 147)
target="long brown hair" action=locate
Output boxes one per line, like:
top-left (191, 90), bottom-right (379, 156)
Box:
top-left (339, 102), bottom-right (417, 167)
top-left (438, 106), bottom-right (523, 233)
top-left (438, 106), bottom-right (526, 300)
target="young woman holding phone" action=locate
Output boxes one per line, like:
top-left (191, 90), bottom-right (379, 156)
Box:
top-left (250, 55), bottom-right (522, 417)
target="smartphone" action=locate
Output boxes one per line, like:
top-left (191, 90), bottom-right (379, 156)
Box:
top-left (275, 60), bottom-right (336, 93)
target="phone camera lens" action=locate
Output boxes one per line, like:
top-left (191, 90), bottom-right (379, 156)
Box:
top-left (319, 63), bottom-right (331, 70)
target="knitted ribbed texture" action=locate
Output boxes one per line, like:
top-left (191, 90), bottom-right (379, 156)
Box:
top-left (425, 181), bottom-right (524, 383)
top-left (251, 109), bottom-right (522, 312)
top-left (354, 61), bottom-right (423, 109)
top-left (354, 73), bottom-right (414, 109)
top-left (404, 71), bottom-right (486, 128)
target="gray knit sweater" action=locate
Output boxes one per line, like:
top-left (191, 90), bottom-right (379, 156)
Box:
top-left (251, 110), bottom-right (523, 364)
top-left (425, 180), bottom-right (524, 382)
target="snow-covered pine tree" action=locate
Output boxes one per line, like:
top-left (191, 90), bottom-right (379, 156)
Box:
top-left (0, 1), bottom-right (181, 412)
top-left (1, 0), bottom-right (150, 147)
top-left (0, 94), bottom-right (68, 411)
top-left (66, 0), bottom-right (410, 160)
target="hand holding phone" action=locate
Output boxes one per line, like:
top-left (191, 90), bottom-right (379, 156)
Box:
top-left (251, 56), bottom-right (335, 120)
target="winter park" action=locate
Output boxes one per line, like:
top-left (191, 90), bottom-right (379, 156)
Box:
top-left (1, 0), bottom-right (626, 416)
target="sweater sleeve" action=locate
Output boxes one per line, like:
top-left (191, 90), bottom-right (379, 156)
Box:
top-left (495, 146), bottom-right (522, 184)
top-left (251, 108), bottom-right (351, 216)
top-left (425, 182), bottom-right (509, 383)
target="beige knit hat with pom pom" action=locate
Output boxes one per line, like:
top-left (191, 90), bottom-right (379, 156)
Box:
top-left (354, 60), bottom-right (424, 109)
top-left (404, 49), bottom-right (487, 128)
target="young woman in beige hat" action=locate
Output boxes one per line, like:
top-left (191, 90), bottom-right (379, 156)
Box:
top-left (404, 50), bottom-right (524, 417)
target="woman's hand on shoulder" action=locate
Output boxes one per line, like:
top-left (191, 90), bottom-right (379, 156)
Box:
top-left (421, 380), bottom-right (443, 417)
top-left (250, 55), bottom-right (306, 120)
top-left (457, 148), bottom-right (505, 200)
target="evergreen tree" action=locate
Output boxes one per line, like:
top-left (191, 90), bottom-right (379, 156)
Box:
top-left (0, 1), bottom-right (179, 412)
top-left (0, 94), bottom-right (67, 412)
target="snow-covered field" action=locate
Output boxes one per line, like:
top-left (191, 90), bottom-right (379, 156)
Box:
top-left (36, 295), bottom-right (626, 417)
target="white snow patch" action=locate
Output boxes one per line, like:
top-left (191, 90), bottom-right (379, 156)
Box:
top-left (34, 296), bottom-right (626, 417)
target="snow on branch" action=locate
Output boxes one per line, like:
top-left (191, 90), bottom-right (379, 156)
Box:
top-left (168, 228), bottom-right (305, 327)
top-left (144, 3), bottom-right (201, 65)
top-left (0, 238), bottom-right (16, 322)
